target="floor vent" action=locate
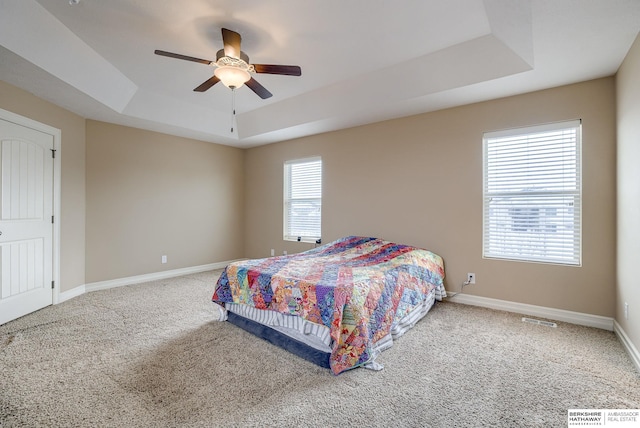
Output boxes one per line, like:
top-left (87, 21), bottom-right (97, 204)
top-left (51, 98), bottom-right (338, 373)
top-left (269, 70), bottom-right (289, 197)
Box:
top-left (522, 317), bottom-right (557, 328)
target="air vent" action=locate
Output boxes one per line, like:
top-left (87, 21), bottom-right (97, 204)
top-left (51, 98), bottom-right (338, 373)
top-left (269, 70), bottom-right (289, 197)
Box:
top-left (522, 317), bottom-right (557, 328)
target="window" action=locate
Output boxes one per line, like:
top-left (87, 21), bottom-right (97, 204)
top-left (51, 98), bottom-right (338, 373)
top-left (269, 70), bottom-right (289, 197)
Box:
top-left (284, 157), bottom-right (322, 242)
top-left (483, 120), bottom-right (581, 265)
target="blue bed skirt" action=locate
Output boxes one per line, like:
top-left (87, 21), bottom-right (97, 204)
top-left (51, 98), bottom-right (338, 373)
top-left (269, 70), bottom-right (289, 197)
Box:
top-left (226, 311), bottom-right (331, 369)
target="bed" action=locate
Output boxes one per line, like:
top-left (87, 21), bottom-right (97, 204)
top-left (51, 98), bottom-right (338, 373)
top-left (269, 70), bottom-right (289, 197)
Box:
top-left (212, 236), bottom-right (446, 375)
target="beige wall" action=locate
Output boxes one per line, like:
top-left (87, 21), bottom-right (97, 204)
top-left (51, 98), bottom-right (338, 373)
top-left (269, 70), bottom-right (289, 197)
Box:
top-left (0, 81), bottom-right (86, 292)
top-left (616, 34), bottom-right (640, 354)
top-left (0, 75), bottom-right (621, 321)
top-left (245, 78), bottom-right (617, 317)
top-left (85, 120), bottom-right (244, 283)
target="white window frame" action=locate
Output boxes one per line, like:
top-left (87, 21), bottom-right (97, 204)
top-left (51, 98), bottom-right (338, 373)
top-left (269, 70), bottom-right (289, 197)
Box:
top-left (482, 120), bottom-right (582, 266)
top-left (283, 157), bottom-right (322, 243)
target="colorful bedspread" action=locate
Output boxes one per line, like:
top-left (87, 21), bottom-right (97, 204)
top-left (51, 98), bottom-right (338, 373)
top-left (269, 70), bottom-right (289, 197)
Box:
top-left (212, 236), bottom-right (445, 374)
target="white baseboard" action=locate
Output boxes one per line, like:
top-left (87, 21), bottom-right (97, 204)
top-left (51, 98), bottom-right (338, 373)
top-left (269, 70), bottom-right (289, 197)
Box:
top-left (84, 260), bottom-right (236, 293)
top-left (445, 292), bottom-right (614, 331)
top-left (58, 284), bottom-right (86, 303)
top-left (613, 320), bottom-right (640, 373)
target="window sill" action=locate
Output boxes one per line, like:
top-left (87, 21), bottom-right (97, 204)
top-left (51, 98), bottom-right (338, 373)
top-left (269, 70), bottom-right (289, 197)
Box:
top-left (284, 237), bottom-right (321, 244)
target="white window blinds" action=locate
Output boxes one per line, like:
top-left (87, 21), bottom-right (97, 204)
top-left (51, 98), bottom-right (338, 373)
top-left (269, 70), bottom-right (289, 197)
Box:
top-left (483, 120), bottom-right (582, 265)
top-left (284, 157), bottom-right (322, 242)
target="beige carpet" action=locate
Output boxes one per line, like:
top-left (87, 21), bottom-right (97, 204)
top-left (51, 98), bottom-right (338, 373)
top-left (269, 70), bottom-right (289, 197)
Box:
top-left (1, 270), bottom-right (638, 427)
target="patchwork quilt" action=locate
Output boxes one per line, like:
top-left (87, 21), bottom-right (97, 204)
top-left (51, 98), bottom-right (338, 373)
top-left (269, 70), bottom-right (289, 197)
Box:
top-left (212, 236), bottom-right (446, 374)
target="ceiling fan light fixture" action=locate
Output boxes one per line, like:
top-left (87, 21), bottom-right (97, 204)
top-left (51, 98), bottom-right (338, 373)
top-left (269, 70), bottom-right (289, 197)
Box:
top-left (214, 66), bottom-right (250, 89)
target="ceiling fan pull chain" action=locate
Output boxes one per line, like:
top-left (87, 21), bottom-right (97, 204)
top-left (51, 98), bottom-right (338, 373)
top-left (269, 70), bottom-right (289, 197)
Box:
top-left (230, 87), bottom-right (236, 133)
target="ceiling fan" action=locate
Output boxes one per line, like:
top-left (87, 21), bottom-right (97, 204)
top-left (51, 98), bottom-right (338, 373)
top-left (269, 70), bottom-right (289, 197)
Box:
top-left (155, 28), bottom-right (301, 99)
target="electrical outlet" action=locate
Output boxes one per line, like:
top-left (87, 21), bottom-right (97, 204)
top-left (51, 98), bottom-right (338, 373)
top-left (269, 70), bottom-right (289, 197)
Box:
top-left (467, 273), bottom-right (476, 284)
top-left (624, 302), bottom-right (629, 320)
top-left (270, 249), bottom-right (275, 257)
top-left (283, 250), bottom-right (288, 255)
top-left (161, 255), bottom-right (167, 264)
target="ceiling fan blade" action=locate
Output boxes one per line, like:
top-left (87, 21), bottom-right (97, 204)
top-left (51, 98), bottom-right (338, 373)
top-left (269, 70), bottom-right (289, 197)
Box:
top-left (154, 50), bottom-right (212, 65)
top-left (245, 77), bottom-right (273, 99)
top-left (253, 64), bottom-right (302, 76)
top-left (193, 75), bottom-right (220, 92)
top-left (221, 28), bottom-right (242, 59)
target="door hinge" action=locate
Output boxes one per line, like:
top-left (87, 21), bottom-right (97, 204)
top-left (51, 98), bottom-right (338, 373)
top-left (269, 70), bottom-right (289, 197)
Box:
top-left (51, 149), bottom-right (56, 159)
top-left (51, 215), bottom-right (54, 224)
top-left (51, 281), bottom-right (55, 289)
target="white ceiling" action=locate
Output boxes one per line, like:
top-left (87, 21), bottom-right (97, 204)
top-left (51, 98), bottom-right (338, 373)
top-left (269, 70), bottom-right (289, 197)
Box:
top-left (1, 0), bottom-right (639, 148)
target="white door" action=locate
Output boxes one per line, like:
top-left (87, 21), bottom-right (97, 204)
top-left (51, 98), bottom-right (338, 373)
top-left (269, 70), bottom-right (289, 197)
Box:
top-left (0, 118), bottom-right (54, 325)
